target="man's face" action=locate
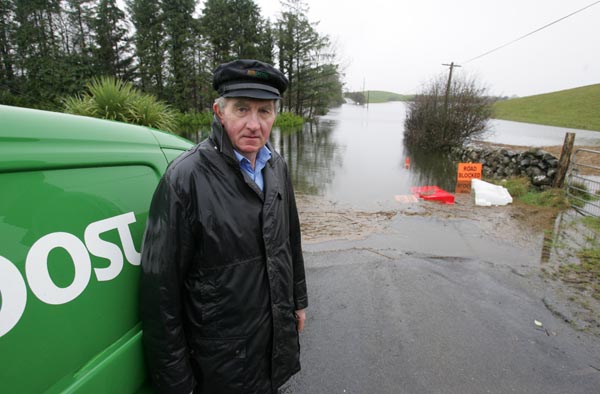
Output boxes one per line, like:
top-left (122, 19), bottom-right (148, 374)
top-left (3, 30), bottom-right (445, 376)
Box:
top-left (214, 98), bottom-right (276, 161)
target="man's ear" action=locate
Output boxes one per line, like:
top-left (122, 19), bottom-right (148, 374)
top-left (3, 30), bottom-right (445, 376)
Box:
top-left (213, 102), bottom-right (224, 122)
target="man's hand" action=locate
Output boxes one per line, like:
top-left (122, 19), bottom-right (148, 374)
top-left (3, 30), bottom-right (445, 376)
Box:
top-left (295, 309), bottom-right (306, 333)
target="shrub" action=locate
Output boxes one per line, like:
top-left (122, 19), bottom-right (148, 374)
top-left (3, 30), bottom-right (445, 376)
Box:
top-left (275, 112), bottom-right (304, 127)
top-left (404, 74), bottom-right (494, 151)
top-left (63, 77), bottom-right (177, 132)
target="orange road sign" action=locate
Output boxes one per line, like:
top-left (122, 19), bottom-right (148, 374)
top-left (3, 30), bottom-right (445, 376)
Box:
top-left (457, 163), bottom-right (482, 182)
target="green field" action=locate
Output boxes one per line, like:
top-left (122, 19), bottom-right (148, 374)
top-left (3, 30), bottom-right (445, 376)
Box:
top-left (366, 90), bottom-right (413, 103)
top-left (345, 90), bottom-right (412, 104)
top-left (493, 84), bottom-right (600, 132)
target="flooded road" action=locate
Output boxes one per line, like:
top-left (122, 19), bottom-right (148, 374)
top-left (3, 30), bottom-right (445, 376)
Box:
top-left (486, 119), bottom-right (600, 146)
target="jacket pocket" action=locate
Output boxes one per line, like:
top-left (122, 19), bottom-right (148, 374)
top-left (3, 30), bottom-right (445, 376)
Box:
top-left (191, 337), bottom-right (247, 394)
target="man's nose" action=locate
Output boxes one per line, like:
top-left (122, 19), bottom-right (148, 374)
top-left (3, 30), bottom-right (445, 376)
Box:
top-left (246, 111), bottom-right (260, 130)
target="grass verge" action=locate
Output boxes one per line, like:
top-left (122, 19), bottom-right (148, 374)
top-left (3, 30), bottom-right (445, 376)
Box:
top-left (492, 176), bottom-right (569, 209)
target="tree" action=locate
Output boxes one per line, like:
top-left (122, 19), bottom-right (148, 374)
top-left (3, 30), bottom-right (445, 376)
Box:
top-left (162, 0), bottom-right (197, 112)
top-left (0, 0), bottom-right (16, 102)
top-left (200, 0), bottom-right (274, 69)
top-left (344, 91), bottom-right (366, 105)
top-left (60, 0), bottom-right (97, 93)
top-left (128, 0), bottom-right (166, 97)
top-left (276, 0), bottom-right (342, 118)
top-left (63, 0), bottom-right (95, 56)
top-left (12, 0), bottom-right (71, 107)
top-left (93, 0), bottom-right (133, 80)
top-left (404, 74), bottom-right (494, 151)
top-left (1, 0), bottom-right (341, 115)
top-left (305, 62), bottom-right (344, 117)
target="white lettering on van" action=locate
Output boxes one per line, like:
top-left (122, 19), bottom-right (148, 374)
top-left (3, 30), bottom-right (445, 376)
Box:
top-left (26, 232), bottom-right (92, 305)
top-left (0, 212), bottom-right (140, 337)
top-left (0, 256), bottom-right (28, 337)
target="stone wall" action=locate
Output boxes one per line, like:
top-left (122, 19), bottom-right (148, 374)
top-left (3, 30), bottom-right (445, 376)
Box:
top-left (452, 146), bottom-right (559, 188)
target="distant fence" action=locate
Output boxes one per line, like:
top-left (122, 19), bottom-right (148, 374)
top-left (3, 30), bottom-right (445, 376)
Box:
top-left (566, 148), bottom-right (600, 217)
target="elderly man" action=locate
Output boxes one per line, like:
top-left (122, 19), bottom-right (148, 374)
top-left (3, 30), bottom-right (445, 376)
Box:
top-left (140, 59), bottom-right (308, 394)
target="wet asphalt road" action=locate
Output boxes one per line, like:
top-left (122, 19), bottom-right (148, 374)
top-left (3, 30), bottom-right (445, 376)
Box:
top-left (281, 215), bottom-right (600, 394)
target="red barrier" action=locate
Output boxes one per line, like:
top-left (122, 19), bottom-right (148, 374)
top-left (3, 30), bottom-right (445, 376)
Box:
top-left (411, 186), bottom-right (455, 204)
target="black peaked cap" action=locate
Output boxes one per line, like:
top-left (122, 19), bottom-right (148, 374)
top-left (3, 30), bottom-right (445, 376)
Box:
top-left (213, 59), bottom-right (289, 100)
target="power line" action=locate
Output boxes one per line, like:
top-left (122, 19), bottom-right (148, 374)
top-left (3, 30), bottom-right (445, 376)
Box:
top-left (462, 0), bottom-right (600, 64)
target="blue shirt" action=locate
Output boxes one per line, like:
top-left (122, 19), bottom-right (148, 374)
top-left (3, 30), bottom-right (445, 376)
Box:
top-left (233, 146), bottom-right (272, 192)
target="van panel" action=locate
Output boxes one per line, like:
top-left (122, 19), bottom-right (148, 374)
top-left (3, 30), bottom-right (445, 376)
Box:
top-left (0, 105), bottom-right (167, 174)
top-left (0, 105), bottom-right (193, 393)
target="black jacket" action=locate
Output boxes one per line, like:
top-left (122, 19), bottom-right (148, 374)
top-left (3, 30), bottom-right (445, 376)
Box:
top-left (140, 117), bottom-right (308, 394)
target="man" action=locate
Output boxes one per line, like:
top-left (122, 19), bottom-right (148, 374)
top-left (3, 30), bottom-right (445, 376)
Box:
top-left (140, 59), bottom-right (308, 394)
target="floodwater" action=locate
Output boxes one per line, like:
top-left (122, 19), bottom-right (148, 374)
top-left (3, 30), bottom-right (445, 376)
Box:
top-left (270, 102), bottom-right (600, 210)
top-left (486, 119), bottom-right (600, 146)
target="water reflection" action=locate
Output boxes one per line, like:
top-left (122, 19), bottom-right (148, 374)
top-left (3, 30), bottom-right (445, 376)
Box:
top-left (268, 103), bottom-right (456, 209)
top-left (270, 120), bottom-right (344, 196)
top-left (402, 144), bottom-right (458, 192)
top-left (273, 102), bottom-right (455, 209)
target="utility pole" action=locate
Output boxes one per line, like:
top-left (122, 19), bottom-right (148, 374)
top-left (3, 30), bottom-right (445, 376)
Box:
top-left (441, 62), bottom-right (461, 144)
top-left (362, 77), bottom-right (366, 107)
top-left (442, 62), bottom-right (461, 115)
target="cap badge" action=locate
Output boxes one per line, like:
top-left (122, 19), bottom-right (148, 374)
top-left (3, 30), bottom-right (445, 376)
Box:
top-left (247, 70), bottom-right (269, 79)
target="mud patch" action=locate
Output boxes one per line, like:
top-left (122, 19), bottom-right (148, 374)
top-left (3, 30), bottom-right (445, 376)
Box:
top-left (297, 193), bottom-right (556, 247)
top-left (297, 194), bottom-right (396, 244)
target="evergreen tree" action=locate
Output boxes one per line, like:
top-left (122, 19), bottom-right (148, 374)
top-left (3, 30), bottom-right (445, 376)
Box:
top-left (93, 0), bottom-right (133, 79)
top-left (12, 0), bottom-right (68, 107)
top-left (256, 17), bottom-right (274, 64)
top-left (276, 0), bottom-right (341, 117)
top-left (0, 0), bottom-right (16, 102)
top-left (162, 0), bottom-right (196, 112)
top-left (128, 0), bottom-right (165, 97)
top-left (1, 0), bottom-right (340, 115)
top-left (64, 0), bottom-right (95, 56)
top-left (188, 19), bottom-right (214, 111)
top-left (62, 0), bottom-right (97, 92)
top-left (201, 0), bottom-right (273, 69)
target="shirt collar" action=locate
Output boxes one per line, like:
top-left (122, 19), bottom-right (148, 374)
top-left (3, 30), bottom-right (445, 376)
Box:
top-left (233, 145), bottom-right (272, 168)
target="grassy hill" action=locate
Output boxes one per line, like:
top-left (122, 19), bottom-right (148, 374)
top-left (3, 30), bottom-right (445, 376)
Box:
top-left (366, 90), bottom-right (413, 103)
top-left (493, 84), bottom-right (600, 132)
top-left (345, 90), bottom-right (413, 104)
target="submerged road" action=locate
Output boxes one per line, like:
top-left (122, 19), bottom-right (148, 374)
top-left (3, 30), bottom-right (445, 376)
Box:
top-left (281, 215), bottom-right (600, 394)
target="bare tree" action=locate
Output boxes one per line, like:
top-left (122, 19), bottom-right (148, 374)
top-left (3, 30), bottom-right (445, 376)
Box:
top-left (404, 74), bottom-right (494, 151)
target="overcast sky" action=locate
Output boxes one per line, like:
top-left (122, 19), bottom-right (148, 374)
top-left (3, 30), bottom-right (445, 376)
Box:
top-left (255, 0), bottom-right (599, 97)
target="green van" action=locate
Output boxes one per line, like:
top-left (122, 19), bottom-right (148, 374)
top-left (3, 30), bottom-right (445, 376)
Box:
top-left (0, 105), bottom-right (193, 393)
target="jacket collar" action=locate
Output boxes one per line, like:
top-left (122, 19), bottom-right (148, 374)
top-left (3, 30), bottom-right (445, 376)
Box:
top-left (210, 115), bottom-right (236, 162)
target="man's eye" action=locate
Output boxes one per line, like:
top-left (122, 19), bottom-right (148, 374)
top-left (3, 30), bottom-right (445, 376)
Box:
top-left (237, 107), bottom-right (248, 113)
